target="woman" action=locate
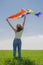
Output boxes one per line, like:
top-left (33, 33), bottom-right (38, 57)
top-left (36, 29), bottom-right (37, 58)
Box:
top-left (6, 16), bottom-right (26, 58)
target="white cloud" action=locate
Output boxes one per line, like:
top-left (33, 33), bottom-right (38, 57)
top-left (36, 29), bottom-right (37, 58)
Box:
top-left (0, 35), bottom-right (43, 50)
top-left (22, 35), bottom-right (43, 50)
top-left (0, 39), bottom-right (13, 50)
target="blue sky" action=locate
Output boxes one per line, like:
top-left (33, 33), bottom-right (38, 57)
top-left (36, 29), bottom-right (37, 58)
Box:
top-left (0, 0), bottom-right (43, 49)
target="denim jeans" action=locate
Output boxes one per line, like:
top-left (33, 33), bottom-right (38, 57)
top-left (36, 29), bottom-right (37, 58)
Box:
top-left (13, 38), bottom-right (22, 58)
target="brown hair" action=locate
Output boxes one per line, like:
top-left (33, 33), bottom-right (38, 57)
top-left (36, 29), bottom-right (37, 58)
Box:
top-left (17, 26), bottom-right (23, 32)
top-left (17, 24), bottom-right (23, 32)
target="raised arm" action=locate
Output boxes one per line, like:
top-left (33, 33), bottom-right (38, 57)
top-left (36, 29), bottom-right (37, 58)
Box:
top-left (22, 16), bottom-right (26, 27)
top-left (6, 18), bottom-right (17, 32)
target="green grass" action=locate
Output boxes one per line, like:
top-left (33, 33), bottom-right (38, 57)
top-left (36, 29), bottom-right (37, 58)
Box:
top-left (0, 50), bottom-right (43, 65)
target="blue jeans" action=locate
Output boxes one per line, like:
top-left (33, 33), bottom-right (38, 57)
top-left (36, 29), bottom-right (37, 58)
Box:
top-left (13, 38), bottom-right (22, 58)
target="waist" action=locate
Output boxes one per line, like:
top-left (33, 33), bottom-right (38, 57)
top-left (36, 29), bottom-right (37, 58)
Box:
top-left (15, 36), bottom-right (21, 39)
top-left (14, 38), bottom-right (21, 40)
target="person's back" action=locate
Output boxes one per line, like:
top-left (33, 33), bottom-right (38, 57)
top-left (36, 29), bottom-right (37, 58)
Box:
top-left (15, 30), bottom-right (23, 39)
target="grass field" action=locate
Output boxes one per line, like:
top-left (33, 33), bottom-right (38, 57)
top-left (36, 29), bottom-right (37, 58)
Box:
top-left (0, 50), bottom-right (43, 65)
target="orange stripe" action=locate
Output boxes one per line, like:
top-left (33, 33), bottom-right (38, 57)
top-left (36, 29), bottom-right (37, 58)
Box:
top-left (8, 9), bottom-right (26, 19)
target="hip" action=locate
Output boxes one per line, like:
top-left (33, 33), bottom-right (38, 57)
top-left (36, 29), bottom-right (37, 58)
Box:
top-left (13, 38), bottom-right (21, 44)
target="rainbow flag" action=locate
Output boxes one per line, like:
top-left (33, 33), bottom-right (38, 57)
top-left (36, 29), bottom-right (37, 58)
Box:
top-left (8, 9), bottom-right (42, 19)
